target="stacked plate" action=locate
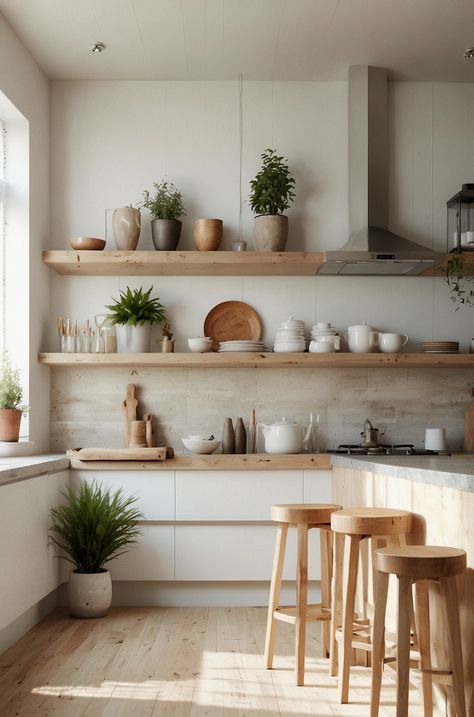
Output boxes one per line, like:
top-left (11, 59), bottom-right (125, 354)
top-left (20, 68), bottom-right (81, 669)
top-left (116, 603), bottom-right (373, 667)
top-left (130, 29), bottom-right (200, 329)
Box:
top-left (274, 316), bottom-right (306, 353)
top-left (218, 340), bottom-right (267, 352)
top-left (416, 341), bottom-right (459, 354)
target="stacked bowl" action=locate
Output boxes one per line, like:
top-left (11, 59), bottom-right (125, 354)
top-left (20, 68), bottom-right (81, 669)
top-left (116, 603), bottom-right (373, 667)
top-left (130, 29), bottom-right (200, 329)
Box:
top-left (309, 322), bottom-right (340, 353)
top-left (273, 316), bottom-right (306, 353)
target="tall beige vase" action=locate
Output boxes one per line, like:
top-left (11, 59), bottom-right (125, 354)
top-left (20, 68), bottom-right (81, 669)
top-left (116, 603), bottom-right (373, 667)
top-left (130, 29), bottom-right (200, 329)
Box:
top-left (113, 206), bottom-right (141, 251)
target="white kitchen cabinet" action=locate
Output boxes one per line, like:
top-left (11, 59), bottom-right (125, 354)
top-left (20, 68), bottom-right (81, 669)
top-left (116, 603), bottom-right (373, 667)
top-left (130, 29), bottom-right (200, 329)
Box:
top-left (303, 470), bottom-right (333, 503)
top-left (107, 526), bottom-right (174, 581)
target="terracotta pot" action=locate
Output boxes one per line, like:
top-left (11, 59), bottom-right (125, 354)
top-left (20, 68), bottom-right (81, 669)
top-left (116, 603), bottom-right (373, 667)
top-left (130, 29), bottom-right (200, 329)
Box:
top-left (193, 218), bottom-right (223, 251)
top-left (112, 206), bottom-right (141, 251)
top-left (0, 409), bottom-right (22, 442)
top-left (254, 214), bottom-right (288, 251)
top-left (68, 570), bottom-right (112, 619)
top-left (151, 219), bottom-right (182, 251)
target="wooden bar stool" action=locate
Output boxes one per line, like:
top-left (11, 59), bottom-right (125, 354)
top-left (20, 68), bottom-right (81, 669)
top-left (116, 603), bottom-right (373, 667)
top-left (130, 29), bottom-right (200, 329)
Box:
top-left (371, 545), bottom-right (467, 717)
top-left (330, 507), bottom-right (413, 703)
top-left (264, 503), bottom-right (342, 686)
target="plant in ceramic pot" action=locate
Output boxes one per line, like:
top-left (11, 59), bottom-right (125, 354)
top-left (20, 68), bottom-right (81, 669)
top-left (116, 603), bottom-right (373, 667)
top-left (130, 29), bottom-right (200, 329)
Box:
top-left (50, 481), bottom-right (142, 618)
top-left (157, 319), bottom-right (175, 353)
top-left (249, 148), bottom-right (295, 251)
top-left (106, 286), bottom-right (167, 352)
top-left (112, 204), bottom-right (141, 251)
top-left (141, 180), bottom-right (186, 251)
top-left (0, 353), bottom-right (27, 442)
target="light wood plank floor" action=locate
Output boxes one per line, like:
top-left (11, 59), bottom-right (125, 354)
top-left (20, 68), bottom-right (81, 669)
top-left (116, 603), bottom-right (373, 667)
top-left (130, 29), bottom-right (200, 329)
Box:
top-left (0, 607), bottom-right (424, 716)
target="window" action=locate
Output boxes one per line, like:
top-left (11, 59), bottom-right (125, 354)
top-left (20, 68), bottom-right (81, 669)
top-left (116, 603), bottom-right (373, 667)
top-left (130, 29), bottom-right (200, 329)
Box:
top-left (0, 119), bottom-right (6, 356)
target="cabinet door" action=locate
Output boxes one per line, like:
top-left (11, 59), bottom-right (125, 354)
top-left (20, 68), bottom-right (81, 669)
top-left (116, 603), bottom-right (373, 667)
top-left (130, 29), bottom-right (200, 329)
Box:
top-left (107, 526), bottom-right (174, 581)
top-left (176, 470), bottom-right (303, 521)
top-left (304, 469), bottom-right (333, 503)
top-left (72, 470), bottom-right (174, 520)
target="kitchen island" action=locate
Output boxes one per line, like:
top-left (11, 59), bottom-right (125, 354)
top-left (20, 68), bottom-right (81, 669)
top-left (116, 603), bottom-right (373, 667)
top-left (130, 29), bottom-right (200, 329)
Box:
top-left (331, 453), bottom-right (474, 716)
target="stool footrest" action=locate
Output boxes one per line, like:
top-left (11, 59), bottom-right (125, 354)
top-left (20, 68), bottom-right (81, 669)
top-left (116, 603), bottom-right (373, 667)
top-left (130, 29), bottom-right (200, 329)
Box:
top-left (274, 604), bottom-right (331, 624)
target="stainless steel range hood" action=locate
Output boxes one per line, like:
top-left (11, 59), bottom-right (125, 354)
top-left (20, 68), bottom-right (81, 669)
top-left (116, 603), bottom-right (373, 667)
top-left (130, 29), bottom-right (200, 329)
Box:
top-left (319, 66), bottom-right (444, 276)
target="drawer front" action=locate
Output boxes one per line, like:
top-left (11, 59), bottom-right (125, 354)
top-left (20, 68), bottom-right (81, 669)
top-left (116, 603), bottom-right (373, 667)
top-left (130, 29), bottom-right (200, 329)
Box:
top-left (304, 469), bottom-right (333, 504)
top-left (72, 470), bottom-right (174, 520)
top-left (107, 525), bottom-right (174, 580)
top-left (176, 470), bottom-right (303, 521)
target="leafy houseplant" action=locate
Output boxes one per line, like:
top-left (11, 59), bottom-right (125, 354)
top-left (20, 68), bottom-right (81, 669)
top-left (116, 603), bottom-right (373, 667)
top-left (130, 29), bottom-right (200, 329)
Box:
top-left (0, 353), bottom-right (27, 441)
top-left (106, 286), bottom-right (167, 352)
top-left (249, 148), bottom-right (296, 252)
top-left (446, 254), bottom-right (474, 309)
top-left (142, 180), bottom-right (186, 251)
top-left (50, 481), bottom-right (143, 617)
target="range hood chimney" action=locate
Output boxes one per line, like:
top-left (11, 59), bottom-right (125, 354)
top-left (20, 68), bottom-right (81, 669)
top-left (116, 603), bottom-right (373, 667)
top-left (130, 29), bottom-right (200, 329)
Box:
top-left (319, 66), bottom-right (443, 275)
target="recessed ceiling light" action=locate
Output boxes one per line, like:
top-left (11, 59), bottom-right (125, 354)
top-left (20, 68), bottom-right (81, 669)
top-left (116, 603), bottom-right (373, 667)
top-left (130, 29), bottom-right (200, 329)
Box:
top-left (464, 47), bottom-right (474, 59)
top-left (91, 42), bottom-right (106, 54)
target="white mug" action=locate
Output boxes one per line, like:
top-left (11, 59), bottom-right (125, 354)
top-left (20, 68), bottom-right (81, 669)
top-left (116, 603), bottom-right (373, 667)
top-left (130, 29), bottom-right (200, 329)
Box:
top-left (316, 335), bottom-right (340, 351)
top-left (424, 427), bottom-right (446, 452)
top-left (345, 325), bottom-right (380, 353)
top-left (379, 333), bottom-right (409, 353)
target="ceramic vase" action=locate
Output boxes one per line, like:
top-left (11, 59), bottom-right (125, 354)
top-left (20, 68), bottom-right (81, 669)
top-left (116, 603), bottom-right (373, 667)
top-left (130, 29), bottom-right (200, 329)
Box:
top-left (68, 570), bottom-right (112, 618)
top-left (221, 417), bottom-right (235, 454)
top-left (193, 219), bottom-right (223, 251)
top-left (151, 219), bottom-right (182, 251)
top-left (235, 417), bottom-right (247, 454)
top-left (254, 214), bottom-right (288, 252)
top-left (112, 206), bottom-right (141, 251)
top-left (116, 324), bottom-right (151, 352)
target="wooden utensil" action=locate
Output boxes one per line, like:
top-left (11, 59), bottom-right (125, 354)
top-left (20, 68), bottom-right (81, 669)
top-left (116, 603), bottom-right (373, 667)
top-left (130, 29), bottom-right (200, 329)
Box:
top-left (122, 384), bottom-right (139, 447)
top-left (464, 388), bottom-right (474, 451)
top-left (144, 412), bottom-right (156, 447)
top-left (204, 300), bottom-right (262, 351)
top-left (75, 447), bottom-right (168, 461)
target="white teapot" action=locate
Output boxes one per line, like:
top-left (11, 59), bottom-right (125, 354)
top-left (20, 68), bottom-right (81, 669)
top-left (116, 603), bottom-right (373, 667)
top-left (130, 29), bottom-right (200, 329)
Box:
top-left (257, 417), bottom-right (311, 454)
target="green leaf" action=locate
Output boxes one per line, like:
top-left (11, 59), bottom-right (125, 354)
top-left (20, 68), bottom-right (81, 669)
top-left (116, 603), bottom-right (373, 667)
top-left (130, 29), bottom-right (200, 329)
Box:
top-left (140, 180), bottom-right (186, 220)
top-left (106, 286), bottom-right (167, 327)
top-left (248, 148), bottom-right (296, 215)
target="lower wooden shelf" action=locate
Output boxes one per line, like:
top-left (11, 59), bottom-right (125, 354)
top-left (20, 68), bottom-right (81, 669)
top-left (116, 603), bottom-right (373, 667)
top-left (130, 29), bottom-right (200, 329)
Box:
top-left (39, 352), bottom-right (474, 368)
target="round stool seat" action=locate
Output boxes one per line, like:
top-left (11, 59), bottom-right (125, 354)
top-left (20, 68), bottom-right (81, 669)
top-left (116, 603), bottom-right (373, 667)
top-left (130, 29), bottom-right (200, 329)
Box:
top-left (271, 503), bottom-right (341, 525)
top-left (374, 545), bottom-right (467, 579)
top-left (331, 507), bottom-right (412, 536)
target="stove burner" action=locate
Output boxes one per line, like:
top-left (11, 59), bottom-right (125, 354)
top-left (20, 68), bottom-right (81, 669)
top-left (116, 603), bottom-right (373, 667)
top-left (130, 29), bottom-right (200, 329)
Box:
top-left (328, 443), bottom-right (445, 456)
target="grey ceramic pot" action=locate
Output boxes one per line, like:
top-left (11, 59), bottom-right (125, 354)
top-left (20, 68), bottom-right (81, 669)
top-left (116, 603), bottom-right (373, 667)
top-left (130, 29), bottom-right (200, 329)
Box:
top-left (254, 214), bottom-right (288, 252)
top-left (151, 219), bottom-right (182, 251)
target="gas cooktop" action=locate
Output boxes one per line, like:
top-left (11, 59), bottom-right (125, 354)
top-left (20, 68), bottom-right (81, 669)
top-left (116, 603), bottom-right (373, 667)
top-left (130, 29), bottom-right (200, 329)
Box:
top-left (328, 444), bottom-right (449, 456)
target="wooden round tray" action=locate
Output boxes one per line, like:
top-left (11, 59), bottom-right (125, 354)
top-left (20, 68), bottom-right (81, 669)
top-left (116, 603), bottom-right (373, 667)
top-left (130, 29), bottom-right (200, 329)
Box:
top-left (204, 301), bottom-right (262, 351)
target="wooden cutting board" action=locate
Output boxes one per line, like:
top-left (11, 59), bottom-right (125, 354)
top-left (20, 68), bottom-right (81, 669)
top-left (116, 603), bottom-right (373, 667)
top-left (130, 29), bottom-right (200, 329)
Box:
top-left (204, 301), bottom-right (262, 351)
top-left (464, 388), bottom-right (474, 451)
top-left (72, 447), bottom-right (171, 461)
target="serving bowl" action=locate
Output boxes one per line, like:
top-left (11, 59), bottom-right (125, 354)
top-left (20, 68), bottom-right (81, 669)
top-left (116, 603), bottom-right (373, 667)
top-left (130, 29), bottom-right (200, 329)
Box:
top-left (182, 436), bottom-right (220, 454)
top-left (70, 237), bottom-right (106, 251)
top-left (188, 337), bottom-right (212, 353)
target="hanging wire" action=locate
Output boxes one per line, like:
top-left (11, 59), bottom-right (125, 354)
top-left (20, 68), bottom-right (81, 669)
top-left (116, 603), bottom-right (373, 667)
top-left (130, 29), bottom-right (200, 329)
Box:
top-left (238, 72), bottom-right (243, 241)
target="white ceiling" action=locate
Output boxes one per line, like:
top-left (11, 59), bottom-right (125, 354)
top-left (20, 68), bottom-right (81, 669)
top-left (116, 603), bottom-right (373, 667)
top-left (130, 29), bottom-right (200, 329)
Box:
top-left (1, 0), bottom-right (474, 82)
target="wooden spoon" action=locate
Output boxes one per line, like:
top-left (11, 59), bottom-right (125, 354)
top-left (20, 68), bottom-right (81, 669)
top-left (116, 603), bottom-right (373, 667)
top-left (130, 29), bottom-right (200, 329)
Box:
top-left (122, 384), bottom-right (138, 447)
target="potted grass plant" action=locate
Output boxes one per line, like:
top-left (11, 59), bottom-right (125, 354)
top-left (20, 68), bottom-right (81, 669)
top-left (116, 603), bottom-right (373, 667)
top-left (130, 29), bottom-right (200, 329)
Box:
top-left (249, 148), bottom-right (295, 251)
top-left (141, 180), bottom-right (186, 251)
top-left (0, 353), bottom-right (27, 441)
top-left (106, 285), bottom-right (167, 352)
top-left (50, 480), bottom-right (143, 618)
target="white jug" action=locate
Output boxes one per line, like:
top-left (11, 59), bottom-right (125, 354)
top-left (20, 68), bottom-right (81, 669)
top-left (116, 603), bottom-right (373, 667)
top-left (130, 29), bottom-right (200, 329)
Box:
top-left (257, 417), bottom-right (311, 454)
top-left (345, 324), bottom-right (380, 353)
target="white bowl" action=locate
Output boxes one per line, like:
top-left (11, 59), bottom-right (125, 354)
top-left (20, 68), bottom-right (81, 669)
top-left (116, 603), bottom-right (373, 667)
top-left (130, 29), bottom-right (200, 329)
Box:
top-left (309, 341), bottom-right (335, 353)
top-left (188, 337), bottom-right (212, 353)
top-left (182, 437), bottom-right (220, 454)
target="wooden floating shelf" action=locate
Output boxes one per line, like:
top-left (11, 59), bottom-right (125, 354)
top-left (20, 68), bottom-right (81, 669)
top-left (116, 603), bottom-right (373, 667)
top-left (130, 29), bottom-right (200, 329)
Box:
top-left (38, 352), bottom-right (474, 368)
top-left (42, 250), bottom-right (326, 276)
top-left (422, 251), bottom-right (474, 276)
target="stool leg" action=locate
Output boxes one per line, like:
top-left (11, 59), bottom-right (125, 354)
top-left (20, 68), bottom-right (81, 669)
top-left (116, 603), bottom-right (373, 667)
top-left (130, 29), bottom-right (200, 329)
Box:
top-left (370, 570), bottom-right (389, 717)
top-left (414, 580), bottom-right (433, 717)
top-left (264, 523), bottom-right (288, 669)
top-left (320, 527), bottom-right (332, 659)
top-left (396, 575), bottom-right (413, 717)
top-left (295, 523), bottom-right (309, 686)
top-left (329, 531), bottom-right (345, 676)
top-left (439, 576), bottom-right (467, 717)
top-left (339, 534), bottom-right (361, 703)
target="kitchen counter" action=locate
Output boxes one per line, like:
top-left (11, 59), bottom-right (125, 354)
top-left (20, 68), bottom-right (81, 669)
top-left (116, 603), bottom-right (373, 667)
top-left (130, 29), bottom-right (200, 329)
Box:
top-left (330, 454), bottom-right (474, 492)
top-left (0, 454), bottom-right (69, 487)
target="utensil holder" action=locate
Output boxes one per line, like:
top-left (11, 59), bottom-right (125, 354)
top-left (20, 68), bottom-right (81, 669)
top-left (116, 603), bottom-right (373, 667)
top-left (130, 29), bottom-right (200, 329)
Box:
top-left (129, 420), bottom-right (147, 448)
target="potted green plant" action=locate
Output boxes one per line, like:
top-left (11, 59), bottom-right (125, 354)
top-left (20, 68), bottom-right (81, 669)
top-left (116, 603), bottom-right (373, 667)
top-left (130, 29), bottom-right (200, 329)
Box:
top-left (50, 480), bottom-right (143, 618)
top-left (446, 254), bottom-right (474, 308)
top-left (0, 353), bottom-right (27, 441)
top-left (106, 285), bottom-right (167, 352)
top-left (249, 148), bottom-right (295, 252)
top-left (158, 319), bottom-right (175, 353)
top-left (141, 180), bottom-right (186, 251)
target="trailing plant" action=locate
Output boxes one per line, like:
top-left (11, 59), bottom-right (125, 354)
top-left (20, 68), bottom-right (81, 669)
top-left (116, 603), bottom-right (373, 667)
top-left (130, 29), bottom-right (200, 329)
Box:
top-left (106, 286), bottom-right (167, 326)
top-left (446, 253), bottom-right (474, 309)
top-left (141, 180), bottom-right (186, 220)
top-left (0, 353), bottom-right (27, 411)
top-left (50, 481), bottom-right (143, 573)
top-left (249, 148), bottom-right (295, 216)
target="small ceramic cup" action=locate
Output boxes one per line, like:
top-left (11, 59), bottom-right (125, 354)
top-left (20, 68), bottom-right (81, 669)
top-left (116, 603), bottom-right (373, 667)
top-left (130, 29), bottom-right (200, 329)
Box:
top-left (379, 333), bottom-right (409, 353)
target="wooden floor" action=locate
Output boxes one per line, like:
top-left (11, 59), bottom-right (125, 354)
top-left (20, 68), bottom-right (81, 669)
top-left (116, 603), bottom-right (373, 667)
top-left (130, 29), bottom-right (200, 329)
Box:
top-left (0, 607), bottom-right (424, 716)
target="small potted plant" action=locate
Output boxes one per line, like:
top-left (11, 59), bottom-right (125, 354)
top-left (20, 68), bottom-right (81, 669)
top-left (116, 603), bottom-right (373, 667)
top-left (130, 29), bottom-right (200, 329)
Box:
top-left (141, 180), bottom-right (186, 251)
top-left (0, 353), bottom-right (27, 442)
top-left (50, 480), bottom-right (142, 618)
top-left (158, 319), bottom-right (175, 353)
top-left (249, 148), bottom-right (295, 252)
top-left (106, 285), bottom-right (167, 352)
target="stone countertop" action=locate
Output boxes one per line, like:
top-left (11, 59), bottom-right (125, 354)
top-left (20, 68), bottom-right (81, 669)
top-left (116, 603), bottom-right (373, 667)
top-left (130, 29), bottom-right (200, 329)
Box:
top-left (0, 455), bottom-right (70, 487)
top-left (330, 454), bottom-right (474, 492)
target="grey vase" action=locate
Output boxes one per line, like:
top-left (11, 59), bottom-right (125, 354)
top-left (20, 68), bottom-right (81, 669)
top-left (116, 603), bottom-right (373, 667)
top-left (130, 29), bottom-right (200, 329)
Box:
top-left (222, 417), bottom-right (235, 454)
top-left (151, 219), bottom-right (182, 251)
top-left (235, 417), bottom-right (247, 454)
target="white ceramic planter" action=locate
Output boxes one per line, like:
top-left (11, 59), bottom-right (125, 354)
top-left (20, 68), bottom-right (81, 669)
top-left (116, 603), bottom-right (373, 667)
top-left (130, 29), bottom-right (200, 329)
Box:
top-left (68, 570), bottom-right (112, 618)
top-left (116, 324), bottom-right (151, 352)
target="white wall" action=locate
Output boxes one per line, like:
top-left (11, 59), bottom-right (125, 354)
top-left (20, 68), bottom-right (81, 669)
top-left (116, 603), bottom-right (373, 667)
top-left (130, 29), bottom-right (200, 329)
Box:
top-left (0, 13), bottom-right (50, 450)
top-left (49, 79), bottom-right (474, 450)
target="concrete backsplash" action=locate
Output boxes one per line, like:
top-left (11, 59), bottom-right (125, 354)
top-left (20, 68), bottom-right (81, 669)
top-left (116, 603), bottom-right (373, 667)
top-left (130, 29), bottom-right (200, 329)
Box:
top-left (51, 366), bottom-right (474, 453)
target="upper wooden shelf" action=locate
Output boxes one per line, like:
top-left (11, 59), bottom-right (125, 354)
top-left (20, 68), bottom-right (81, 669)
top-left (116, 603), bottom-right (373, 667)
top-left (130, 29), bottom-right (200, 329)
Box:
top-left (422, 251), bottom-right (474, 276)
top-left (38, 352), bottom-right (474, 368)
top-left (42, 250), bottom-right (326, 276)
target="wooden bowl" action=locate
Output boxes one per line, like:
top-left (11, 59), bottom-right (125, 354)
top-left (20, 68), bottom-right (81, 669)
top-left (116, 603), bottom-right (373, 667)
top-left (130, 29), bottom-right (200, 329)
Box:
top-left (70, 237), bottom-right (106, 251)
top-left (193, 219), bottom-right (223, 251)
